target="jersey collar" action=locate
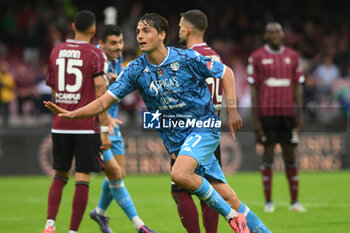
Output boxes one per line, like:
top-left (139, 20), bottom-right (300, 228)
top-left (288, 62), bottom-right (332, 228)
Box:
top-left (264, 44), bottom-right (285, 55)
top-left (66, 39), bottom-right (89, 44)
top-left (144, 47), bottom-right (171, 68)
top-left (191, 42), bottom-right (207, 49)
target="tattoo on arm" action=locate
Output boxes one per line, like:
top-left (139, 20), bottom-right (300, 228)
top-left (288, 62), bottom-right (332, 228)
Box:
top-left (228, 99), bottom-right (236, 106)
top-left (98, 98), bottom-right (105, 112)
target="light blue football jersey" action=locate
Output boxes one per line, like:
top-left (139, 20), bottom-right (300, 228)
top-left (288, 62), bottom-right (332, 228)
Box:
top-left (108, 47), bottom-right (226, 153)
top-left (96, 44), bottom-right (123, 119)
top-left (106, 57), bottom-right (123, 119)
top-left (105, 57), bottom-right (123, 142)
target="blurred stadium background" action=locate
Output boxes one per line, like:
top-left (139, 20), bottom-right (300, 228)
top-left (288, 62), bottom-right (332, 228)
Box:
top-left (0, 0), bottom-right (349, 232)
top-left (0, 0), bottom-right (349, 175)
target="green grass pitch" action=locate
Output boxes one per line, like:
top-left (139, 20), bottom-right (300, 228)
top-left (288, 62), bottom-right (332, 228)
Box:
top-left (0, 171), bottom-right (349, 232)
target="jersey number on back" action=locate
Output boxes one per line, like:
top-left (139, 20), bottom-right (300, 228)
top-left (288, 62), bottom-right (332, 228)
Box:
top-left (56, 58), bottom-right (83, 92)
top-left (205, 55), bottom-right (222, 104)
top-left (206, 78), bottom-right (222, 103)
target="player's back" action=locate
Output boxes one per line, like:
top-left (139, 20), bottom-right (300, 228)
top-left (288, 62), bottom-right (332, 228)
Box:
top-left (191, 43), bottom-right (223, 115)
top-left (191, 43), bottom-right (222, 62)
top-left (46, 39), bottom-right (106, 133)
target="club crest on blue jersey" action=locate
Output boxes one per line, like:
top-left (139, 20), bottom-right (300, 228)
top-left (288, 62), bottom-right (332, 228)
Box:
top-left (170, 62), bottom-right (180, 71)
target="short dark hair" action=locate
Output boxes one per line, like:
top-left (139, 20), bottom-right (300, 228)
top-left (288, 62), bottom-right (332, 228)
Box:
top-left (181, 9), bottom-right (208, 32)
top-left (138, 13), bottom-right (169, 44)
top-left (100, 24), bottom-right (123, 42)
top-left (74, 10), bottom-right (96, 32)
top-left (265, 22), bottom-right (283, 33)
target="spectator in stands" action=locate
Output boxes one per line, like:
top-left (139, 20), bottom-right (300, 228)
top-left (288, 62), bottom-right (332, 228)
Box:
top-left (15, 63), bottom-right (37, 116)
top-left (35, 65), bottom-right (52, 114)
top-left (334, 64), bottom-right (350, 116)
top-left (22, 15), bottom-right (42, 65)
top-left (1, 5), bottom-right (19, 49)
top-left (121, 2), bottom-right (143, 51)
top-left (0, 61), bottom-right (16, 125)
top-left (313, 55), bottom-right (341, 104)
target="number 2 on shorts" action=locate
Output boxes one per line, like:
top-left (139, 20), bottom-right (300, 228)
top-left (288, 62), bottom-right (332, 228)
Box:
top-left (183, 134), bottom-right (202, 148)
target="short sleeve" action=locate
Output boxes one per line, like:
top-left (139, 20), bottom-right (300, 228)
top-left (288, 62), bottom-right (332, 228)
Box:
top-left (107, 62), bottom-right (137, 102)
top-left (293, 56), bottom-right (305, 84)
top-left (91, 48), bottom-right (107, 77)
top-left (187, 50), bottom-right (226, 81)
top-left (247, 55), bottom-right (258, 84)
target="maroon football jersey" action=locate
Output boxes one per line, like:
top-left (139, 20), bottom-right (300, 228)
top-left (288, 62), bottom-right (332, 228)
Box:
top-left (247, 45), bottom-right (304, 116)
top-left (46, 39), bottom-right (106, 133)
top-left (192, 43), bottom-right (223, 115)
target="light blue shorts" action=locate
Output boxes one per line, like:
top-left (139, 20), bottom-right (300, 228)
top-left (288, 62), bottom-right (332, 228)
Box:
top-left (177, 130), bottom-right (226, 183)
top-left (103, 129), bottom-right (124, 162)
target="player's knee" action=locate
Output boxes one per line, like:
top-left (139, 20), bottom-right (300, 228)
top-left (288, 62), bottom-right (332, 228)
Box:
top-left (104, 159), bottom-right (123, 180)
top-left (263, 145), bottom-right (275, 160)
top-left (170, 170), bottom-right (181, 183)
top-left (75, 172), bottom-right (90, 182)
top-left (285, 162), bottom-right (296, 169)
top-left (283, 153), bottom-right (296, 163)
top-left (55, 170), bottom-right (70, 179)
top-left (261, 160), bottom-right (273, 169)
top-left (121, 168), bottom-right (126, 178)
top-left (105, 167), bottom-right (122, 180)
top-left (171, 170), bottom-right (189, 186)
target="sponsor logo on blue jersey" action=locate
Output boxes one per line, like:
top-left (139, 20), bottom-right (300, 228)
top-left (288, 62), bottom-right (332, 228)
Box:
top-left (109, 47), bottom-right (225, 153)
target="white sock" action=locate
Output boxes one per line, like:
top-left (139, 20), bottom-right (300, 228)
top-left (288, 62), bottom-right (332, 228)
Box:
top-left (131, 216), bottom-right (144, 230)
top-left (45, 219), bottom-right (55, 228)
top-left (68, 230), bottom-right (77, 233)
top-left (225, 208), bottom-right (238, 221)
top-left (95, 206), bottom-right (107, 216)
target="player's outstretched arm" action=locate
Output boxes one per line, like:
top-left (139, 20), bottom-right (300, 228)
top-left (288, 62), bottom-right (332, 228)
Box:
top-left (222, 66), bottom-right (242, 139)
top-left (44, 92), bottom-right (117, 119)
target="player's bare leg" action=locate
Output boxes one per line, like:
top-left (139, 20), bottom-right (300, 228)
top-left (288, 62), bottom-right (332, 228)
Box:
top-left (211, 183), bottom-right (241, 210)
top-left (114, 155), bottom-right (126, 177)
